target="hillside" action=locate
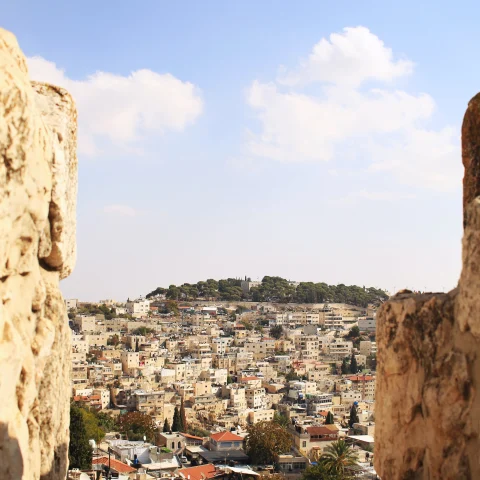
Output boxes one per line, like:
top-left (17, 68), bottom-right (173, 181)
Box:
top-left (146, 276), bottom-right (388, 308)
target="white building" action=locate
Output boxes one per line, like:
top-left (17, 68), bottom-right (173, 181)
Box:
top-left (126, 299), bottom-right (151, 318)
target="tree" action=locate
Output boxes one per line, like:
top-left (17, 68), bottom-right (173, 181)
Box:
top-left (325, 411), bottom-right (334, 425)
top-left (341, 358), bottom-right (349, 375)
top-left (187, 425), bottom-right (210, 437)
top-left (346, 326), bottom-right (360, 339)
top-left (320, 439), bottom-right (359, 478)
top-left (348, 404), bottom-right (359, 429)
top-left (270, 325), bottom-right (283, 339)
top-left (117, 412), bottom-right (156, 442)
top-left (80, 408), bottom-right (106, 443)
top-left (69, 404), bottom-right (93, 469)
top-left (301, 463), bottom-right (339, 480)
top-left (349, 354), bottom-right (358, 374)
top-left (163, 418), bottom-right (171, 433)
top-left (286, 368), bottom-right (300, 382)
top-left (171, 406), bottom-right (181, 432)
top-left (107, 334), bottom-right (120, 347)
top-left (165, 299), bottom-right (179, 315)
top-left (245, 421), bottom-right (291, 464)
top-left (131, 327), bottom-right (155, 336)
top-left (227, 375), bottom-right (233, 384)
top-left (273, 411), bottom-right (289, 428)
top-left (96, 411), bottom-right (117, 432)
top-left (180, 397), bottom-right (187, 432)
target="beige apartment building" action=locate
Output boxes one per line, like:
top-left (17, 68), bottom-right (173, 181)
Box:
top-left (121, 351), bottom-right (140, 375)
top-left (74, 315), bottom-right (97, 333)
top-left (131, 390), bottom-right (165, 420)
top-left (248, 408), bottom-right (275, 424)
top-left (246, 387), bottom-right (267, 409)
top-left (359, 340), bottom-right (377, 356)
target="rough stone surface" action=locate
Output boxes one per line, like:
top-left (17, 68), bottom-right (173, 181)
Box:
top-left (375, 98), bottom-right (480, 479)
top-left (33, 82), bottom-right (77, 279)
top-left (462, 94), bottom-right (480, 228)
top-left (0, 28), bottom-right (77, 480)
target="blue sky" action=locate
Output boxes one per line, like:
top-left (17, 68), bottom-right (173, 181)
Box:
top-left (4, 0), bottom-right (476, 300)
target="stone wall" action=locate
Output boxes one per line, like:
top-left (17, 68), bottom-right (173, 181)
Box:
top-left (375, 96), bottom-right (480, 479)
top-left (0, 29), bottom-right (77, 479)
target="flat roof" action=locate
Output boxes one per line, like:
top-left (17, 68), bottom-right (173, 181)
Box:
top-left (347, 435), bottom-right (375, 443)
top-left (199, 450), bottom-right (250, 464)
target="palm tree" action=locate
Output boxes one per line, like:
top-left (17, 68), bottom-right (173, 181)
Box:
top-left (320, 439), bottom-right (359, 479)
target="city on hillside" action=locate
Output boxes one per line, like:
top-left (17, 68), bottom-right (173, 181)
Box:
top-left (67, 276), bottom-right (380, 479)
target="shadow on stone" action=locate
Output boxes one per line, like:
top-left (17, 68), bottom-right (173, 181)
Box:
top-left (0, 423), bottom-right (24, 479)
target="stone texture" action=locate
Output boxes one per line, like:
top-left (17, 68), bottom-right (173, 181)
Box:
top-left (375, 97), bottom-right (480, 479)
top-left (32, 82), bottom-right (77, 279)
top-left (462, 94), bottom-right (480, 228)
top-left (0, 28), bottom-right (77, 479)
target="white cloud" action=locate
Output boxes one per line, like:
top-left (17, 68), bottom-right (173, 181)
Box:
top-left (103, 204), bottom-right (138, 217)
top-left (278, 26), bottom-right (413, 87)
top-left (245, 26), bottom-right (461, 192)
top-left (28, 57), bottom-right (203, 156)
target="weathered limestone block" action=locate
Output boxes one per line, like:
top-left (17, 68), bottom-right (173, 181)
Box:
top-left (462, 94), bottom-right (480, 227)
top-left (375, 97), bottom-right (480, 479)
top-left (374, 291), bottom-right (475, 479)
top-left (33, 82), bottom-right (77, 279)
top-left (0, 28), bottom-right (77, 480)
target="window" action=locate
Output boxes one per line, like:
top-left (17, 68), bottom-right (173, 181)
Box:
top-left (302, 441), bottom-right (306, 448)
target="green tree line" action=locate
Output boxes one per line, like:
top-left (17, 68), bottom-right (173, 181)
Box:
top-left (146, 276), bottom-right (388, 307)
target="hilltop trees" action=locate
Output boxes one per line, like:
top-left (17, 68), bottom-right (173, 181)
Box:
top-left (145, 276), bottom-right (388, 307)
top-left (245, 421), bottom-right (291, 464)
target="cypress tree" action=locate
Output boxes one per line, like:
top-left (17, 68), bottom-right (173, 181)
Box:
top-left (325, 411), bottom-right (334, 425)
top-left (341, 357), bottom-right (349, 375)
top-left (171, 406), bottom-right (181, 432)
top-left (348, 403), bottom-right (359, 428)
top-left (349, 353), bottom-right (358, 374)
top-left (163, 418), bottom-right (171, 433)
top-left (69, 404), bottom-right (93, 469)
top-left (180, 397), bottom-right (187, 432)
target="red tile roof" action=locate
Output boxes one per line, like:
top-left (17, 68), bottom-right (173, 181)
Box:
top-left (307, 425), bottom-right (339, 436)
top-left (210, 431), bottom-right (244, 442)
top-left (92, 456), bottom-right (136, 473)
top-left (178, 464), bottom-right (217, 480)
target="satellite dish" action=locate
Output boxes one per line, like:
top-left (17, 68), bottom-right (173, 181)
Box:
top-left (89, 439), bottom-right (96, 449)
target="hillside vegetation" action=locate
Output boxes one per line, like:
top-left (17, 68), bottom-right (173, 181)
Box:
top-left (146, 276), bottom-right (388, 308)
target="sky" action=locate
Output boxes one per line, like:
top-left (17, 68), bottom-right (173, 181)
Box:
top-left (3, 0), bottom-right (477, 301)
